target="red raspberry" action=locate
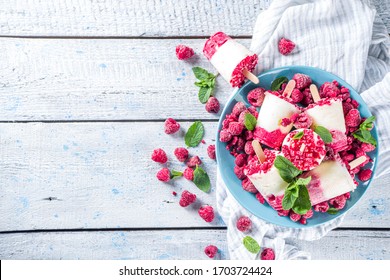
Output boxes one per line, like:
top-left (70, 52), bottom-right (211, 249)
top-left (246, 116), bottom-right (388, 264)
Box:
top-left (232, 102), bottom-right (247, 117)
top-left (280, 117), bottom-right (292, 127)
top-left (238, 110), bottom-right (251, 124)
top-left (320, 82), bottom-right (340, 98)
top-left (205, 97), bottom-right (220, 113)
top-left (277, 209), bottom-right (290, 216)
top-left (303, 209), bottom-right (313, 219)
top-left (219, 129), bottom-right (232, 142)
top-left (204, 245), bottom-right (218, 258)
top-left (156, 168), bottom-right (170, 182)
top-left (247, 87), bottom-right (266, 107)
top-left (342, 102), bottom-right (354, 116)
top-left (172, 191), bottom-right (177, 196)
top-left (236, 216), bottom-right (252, 232)
top-left (222, 114), bottom-right (237, 129)
top-left (358, 169), bottom-right (372, 181)
top-left (351, 99), bottom-right (359, 108)
top-left (289, 212), bottom-right (301, 222)
top-left (235, 154), bottom-right (247, 167)
top-left (344, 192), bottom-right (351, 200)
top-left (175, 44), bottom-right (194, 60)
top-left (228, 122), bottom-right (244, 136)
top-left (300, 217), bottom-right (307, 225)
top-left (244, 130), bottom-right (253, 140)
top-left (291, 89), bottom-right (303, 103)
top-left (151, 148), bottom-right (168, 163)
top-left (187, 156), bottom-right (202, 168)
top-left (198, 205), bottom-right (215, 222)
top-left (293, 112), bottom-right (312, 129)
top-left (361, 143), bottom-right (375, 152)
top-left (293, 73), bottom-right (312, 90)
top-left (313, 201), bottom-right (329, 212)
top-left (174, 147), bottom-right (189, 162)
top-left (329, 195), bottom-right (347, 210)
top-left (205, 144), bottom-right (216, 160)
top-left (244, 141), bottom-right (255, 155)
top-left (301, 88), bottom-right (314, 105)
top-left (256, 192), bottom-right (265, 204)
top-left (234, 165), bottom-right (246, 180)
top-left (164, 118), bottom-right (180, 134)
top-left (278, 38), bottom-right (296, 55)
top-left (183, 167), bottom-right (194, 181)
top-left (345, 109), bottom-right (361, 127)
top-left (242, 177), bottom-right (257, 193)
top-left (260, 248), bottom-right (275, 260)
top-left (179, 190), bottom-right (196, 207)
top-left (341, 152), bottom-right (355, 163)
top-left (248, 106), bottom-right (259, 119)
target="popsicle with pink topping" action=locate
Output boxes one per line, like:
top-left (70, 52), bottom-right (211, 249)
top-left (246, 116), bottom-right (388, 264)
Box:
top-left (203, 32), bottom-right (259, 87)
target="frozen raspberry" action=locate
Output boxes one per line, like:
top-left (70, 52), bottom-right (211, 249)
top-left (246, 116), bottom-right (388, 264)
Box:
top-left (242, 177), bottom-right (257, 193)
top-left (301, 88), bottom-right (314, 105)
top-left (289, 212), bottom-right (301, 222)
top-left (342, 102), bottom-right (354, 116)
top-left (235, 154), bottom-right (247, 167)
top-left (260, 248), bottom-right (275, 260)
top-left (236, 216), bottom-right (252, 232)
top-left (329, 194), bottom-right (347, 210)
top-left (244, 141), bottom-right (255, 155)
top-left (293, 73), bottom-right (312, 90)
top-left (183, 167), bottom-right (194, 181)
top-left (219, 129), bottom-right (232, 142)
top-left (341, 152), bottom-right (355, 163)
top-left (361, 143), bottom-right (375, 152)
top-left (232, 102), bottom-right (247, 117)
top-left (228, 122), bottom-right (244, 136)
top-left (313, 201), bottom-right (329, 212)
top-left (238, 110), bottom-right (251, 124)
top-left (175, 44), bottom-right (194, 60)
top-left (206, 97), bottom-right (220, 113)
top-left (344, 192), bottom-right (351, 200)
top-left (358, 169), bottom-right (372, 181)
top-left (320, 81), bottom-right (340, 98)
top-left (293, 112), bottom-right (312, 129)
top-left (277, 209), bottom-right (290, 216)
top-left (247, 87), bottom-right (266, 107)
top-left (300, 217), bottom-right (307, 224)
top-left (174, 147), bottom-right (189, 162)
top-left (244, 130), bottom-right (253, 141)
top-left (207, 144), bottom-right (216, 160)
top-left (156, 168), bottom-right (170, 182)
top-left (280, 117), bottom-right (292, 127)
top-left (164, 118), bottom-right (180, 134)
top-left (222, 114), bottom-right (237, 129)
top-left (278, 38), bottom-right (296, 55)
top-left (291, 88), bottom-right (303, 103)
top-left (248, 106), bottom-right (259, 119)
top-left (198, 205), bottom-right (215, 222)
top-left (256, 192), bottom-right (265, 204)
top-left (351, 99), bottom-right (359, 108)
top-left (151, 148), bottom-right (168, 163)
top-left (179, 190), bottom-right (197, 207)
top-left (345, 109), bottom-right (361, 127)
top-left (187, 156), bottom-right (202, 168)
top-left (204, 245), bottom-right (218, 258)
top-left (234, 165), bottom-right (246, 180)
top-left (303, 209), bottom-right (313, 219)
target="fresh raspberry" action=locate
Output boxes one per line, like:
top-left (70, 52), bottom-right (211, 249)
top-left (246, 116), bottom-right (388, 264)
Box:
top-left (174, 147), bottom-right (189, 162)
top-left (256, 192), bottom-right (265, 204)
top-left (235, 154), bottom-right (247, 167)
top-left (183, 167), bottom-right (194, 181)
top-left (313, 201), bottom-right (329, 212)
top-left (247, 87), bottom-right (266, 107)
top-left (205, 97), bottom-right (220, 113)
top-left (293, 112), bottom-right (312, 129)
top-left (204, 245), bottom-right (218, 258)
top-left (207, 144), bottom-right (216, 160)
top-left (242, 177), bottom-right (257, 193)
top-left (172, 191), bottom-right (177, 196)
top-left (151, 148), bottom-right (168, 163)
top-left (187, 156), bottom-right (202, 168)
top-left (320, 81), bottom-right (340, 98)
top-left (342, 102), bottom-right (354, 116)
top-left (358, 169), bottom-right (372, 181)
top-left (278, 38), bottom-right (296, 55)
top-left (361, 143), bottom-right (375, 152)
top-left (232, 102), bottom-right (247, 117)
top-left (228, 122), bottom-right (244, 136)
top-left (289, 212), bottom-right (301, 222)
top-left (244, 141), bottom-right (255, 155)
top-left (260, 248), bottom-right (275, 260)
top-left (303, 209), bottom-right (313, 219)
top-left (329, 194), bottom-right (347, 210)
top-left (291, 88), bottom-right (303, 103)
top-left (293, 73), bottom-right (312, 90)
top-left (345, 109), bottom-right (361, 127)
top-left (179, 190), bottom-right (197, 207)
top-left (198, 205), bottom-right (215, 222)
top-left (164, 118), bottom-right (180, 134)
top-left (156, 168), bottom-right (170, 182)
top-left (219, 129), bottom-right (232, 142)
top-left (175, 44), bottom-right (194, 60)
top-left (236, 216), bottom-right (252, 232)
top-left (234, 165), bottom-right (246, 180)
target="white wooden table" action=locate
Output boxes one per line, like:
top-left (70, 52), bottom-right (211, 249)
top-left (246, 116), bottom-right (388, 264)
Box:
top-left (0, 0), bottom-right (390, 260)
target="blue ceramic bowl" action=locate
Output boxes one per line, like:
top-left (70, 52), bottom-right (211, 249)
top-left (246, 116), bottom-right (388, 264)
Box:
top-left (216, 65), bottom-right (379, 228)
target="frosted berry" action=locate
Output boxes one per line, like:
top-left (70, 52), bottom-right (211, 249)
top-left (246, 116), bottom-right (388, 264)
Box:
top-left (236, 216), bottom-right (252, 232)
top-left (228, 122), bottom-right (244, 136)
top-left (164, 118), bottom-right (180, 134)
top-left (199, 205), bottom-right (215, 222)
top-left (342, 102), bottom-right (354, 116)
top-left (187, 156), bottom-right (202, 168)
top-left (179, 190), bottom-right (197, 207)
top-left (345, 109), bottom-right (361, 127)
top-left (260, 248), bottom-right (275, 260)
top-left (151, 148), bottom-right (168, 163)
top-left (289, 212), bottom-right (301, 222)
top-left (293, 73), bottom-right (312, 90)
top-left (175, 44), bottom-right (194, 60)
top-left (361, 143), bottom-right (375, 152)
top-left (244, 141), bottom-right (255, 155)
top-left (291, 89), bottom-right (303, 103)
top-left (242, 177), bottom-right (257, 193)
top-left (247, 87), bottom-right (266, 107)
top-left (174, 147), bottom-right (189, 162)
top-left (235, 153), bottom-right (247, 167)
top-left (232, 102), bottom-right (247, 117)
top-left (320, 81), bottom-right (340, 98)
top-left (313, 201), bottom-right (329, 212)
top-left (302, 209), bottom-right (314, 219)
top-left (219, 129), bottom-right (232, 142)
top-left (206, 97), bottom-right (220, 113)
top-left (156, 168), bottom-right (170, 182)
top-left (207, 144), bottom-right (216, 160)
top-left (183, 167), bottom-right (194, 181)
top-left (234, 165), bottom-right (246, 180)
top-left (329, 195), bottom-right (347, 210)
top-left (358, 169), bottom-right (372, 181)
top-left (204, 245), bottom-right (218, 258)
top-left (256, 192), bottom-right (265, 204)
top-left (278, 38), bottom-right (296, 55)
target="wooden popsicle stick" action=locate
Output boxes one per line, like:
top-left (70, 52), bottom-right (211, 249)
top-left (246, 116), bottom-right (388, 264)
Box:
top-left (282, 79), bottom-right (296, 98)
top-left (252, 140), bottom-right (266, 163)
top-left (300, 143), bottom-right (306, 153)
top-left (243, 69), bottom-right (260, 84)
top-left (349, 156), bottom-right (366, 169)
top-left (310, 84), bottom-right (321, 102)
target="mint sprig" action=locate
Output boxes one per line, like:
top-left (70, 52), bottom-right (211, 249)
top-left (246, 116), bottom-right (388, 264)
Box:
top-left (193, 165), bottom-right (211, 193)
top-left (271, 76), bottom-right (288, 91)
top-left (352, 116), bottom-right (377, 146)
top-left (274, 155), bottom-right (302, 183)
top-left (243, 236), bottom-right (261, 254)
top-left (192, 67), bottom-right (217, 104)
top-left (185, 121), bottom-right (204, 147)
top-left (170, 170), bottom-right (183, 179)
top-left (282, 177), bottom-right (312, 215)
top-left (314, 126), bottom-right (333, 144)
top-left (244, 113), bottom-right (257, 131)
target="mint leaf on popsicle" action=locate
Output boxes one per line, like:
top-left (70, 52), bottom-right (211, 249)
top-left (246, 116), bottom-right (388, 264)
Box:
top-left (271, 76), bottom-right (288, 91)
top-left (314, 125), bottom-right (333, 143)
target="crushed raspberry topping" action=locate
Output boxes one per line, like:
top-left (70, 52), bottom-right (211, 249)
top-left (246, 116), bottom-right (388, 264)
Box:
top-left (245, 149), bottom-right (277, 176)
top-left (198, 205), bottom-right (215, 222)
top-left (278, 38), bottom-right (296, 55)
top-left (175, 45), bottom-right (195, 60)
top-left (236, 216), bottom-right (252, 232)
top-left (204, 245), bottom-right (218, 258)
top-left (151, 148), bottom-right (168, 164)
top-left (280, 118), bottom-right (292, 127)
top-left (203, 32), bottom-right (231, 60)
top-left (305, 97), bottom-right (342, 110)
top-left (253, 126), bottom-right (287, 149)
top-left (242, 177), bottom-right (258, 193)
top-left (230, 54), bottom-right (258, 88)
top-left (179, 190), bottom-right (196, 207)
top-left (164, 118), bottom-right (181, 134)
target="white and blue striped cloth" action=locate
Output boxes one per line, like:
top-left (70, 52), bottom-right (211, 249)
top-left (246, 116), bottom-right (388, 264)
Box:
top-left (216, 0), bottom-right (390, 260)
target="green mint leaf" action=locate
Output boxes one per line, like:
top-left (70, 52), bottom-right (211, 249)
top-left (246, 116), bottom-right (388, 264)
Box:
top-left (271, 76), bottom-right (288, 91)
top-left (295, 176), bottom-right (312, 186)
top-left (353, 130), bottom-right (377, 146)
top-left (170, 170), bottom-right (183, 179)
top-left (192, 67), bottom-right (212, 81)
top-left (292, 131), bottom-right (304, 140)
top-left (194, 81), bottom-right (208, 88)
top-left (274, 155), bottom-right (302, 183)
top-left (185, 121), bottom-right (205, 147)
top-left (327, 207), bottom-right (339, 215)
top-left (206, 77), bottom-right (216, 88)
top-left (292, 185), bottom-right (312, 215)
top-left (243, 236), bottom-right (261, 254)
top-left (198, 87), bottom-right (213, 104)
top-left (193, 165), bottom-right (211, 192)
top-left (360, 116), bottom-right (375, 131)
top-left (244, 113), bottom-right (257, 131)
top-left (314, 125), bottom-right (333, 144)
top-left (282, 189), bottom-right (297, 210)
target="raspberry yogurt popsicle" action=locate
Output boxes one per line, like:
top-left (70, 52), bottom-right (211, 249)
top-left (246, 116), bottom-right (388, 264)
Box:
top-left (203, 32), bottom-right (259, 88)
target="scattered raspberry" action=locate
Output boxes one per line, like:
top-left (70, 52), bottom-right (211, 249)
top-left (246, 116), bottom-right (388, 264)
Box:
top-left (204, 245), bottom-right (218, 258)
top-left (183, 167), bottom-right (194, 181)
top-left (236, 216), bottom-right (252, 232)
top-left (313, 201), bottom-right (329, 212)
top-left (260, 248), bottom-right (275, 260)
top-left (172, 191), bottom-right (177, 196)
top-left (320, 81), bottom-right (340, 98)
top-left (345, 109), bottom-right (361, 127)
top-left (199, 205), bottom-right (215, 222)
top-left (342, 102), bottom-right (354, 116)
top-left (235, 154), bottom-right (247, 167)
top-left (289, 212), bottom-right (301, 222)
top-left (358, 169), bottom-right (372, 181)
top-left (291, 89), bottom-right (303, 103)
top-left (244, 141), bottom-right (255, 155)
top-left (201, 139), bottom-right (206, 144)
top-left (329, 194), bottom-right (347, 210)
top-left (179, 190), bottom-right (197, 207)
top-left (232, 102), bottom-right (247, 117)
top-left (187, 156), bottom-right (202, 168)
top-left (293, 73), bottom-right (312, 90)
top-left (164, 118), bottom-right (180, 134)
top-left (174, 147), bottom-right (189, 162)
top-left (292, 112), bottom-right (312, 129)
top-left (151, 148), bottom-right (168, 164)
top-left (247, 87), bottom-right (266, 107)
top-left (175, 44), bottom-right (194, 60)
top-left (242, 177), bottom-right (257, 193)
top-left (228, 122), bottom-right (244, 136)
top-left (278, 38), bottom-right (296, 55)
top-left (234, 165), bottom-right (246, 180)
top-left (206, 97), bottom-right (220, 113)
top-left (256, 192), bottom-right (265, 204)
top-left (303, 209), bottom-right (313, 219)
top-left (341, 152), bottom-right (355, 163)
top-left (207, 145), bottom-right (216, 160)
top-left (156, 168), bottom-right (170, 182)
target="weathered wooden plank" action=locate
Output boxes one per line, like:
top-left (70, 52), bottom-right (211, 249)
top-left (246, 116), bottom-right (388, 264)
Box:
top-left (0, 229), bottom-right (389, 260)
top-left (0, 122), bottom-right (388, 231)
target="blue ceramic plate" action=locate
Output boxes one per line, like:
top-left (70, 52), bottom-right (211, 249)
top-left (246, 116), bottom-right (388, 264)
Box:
top-left (216, 65), bottom-right (379, 228)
